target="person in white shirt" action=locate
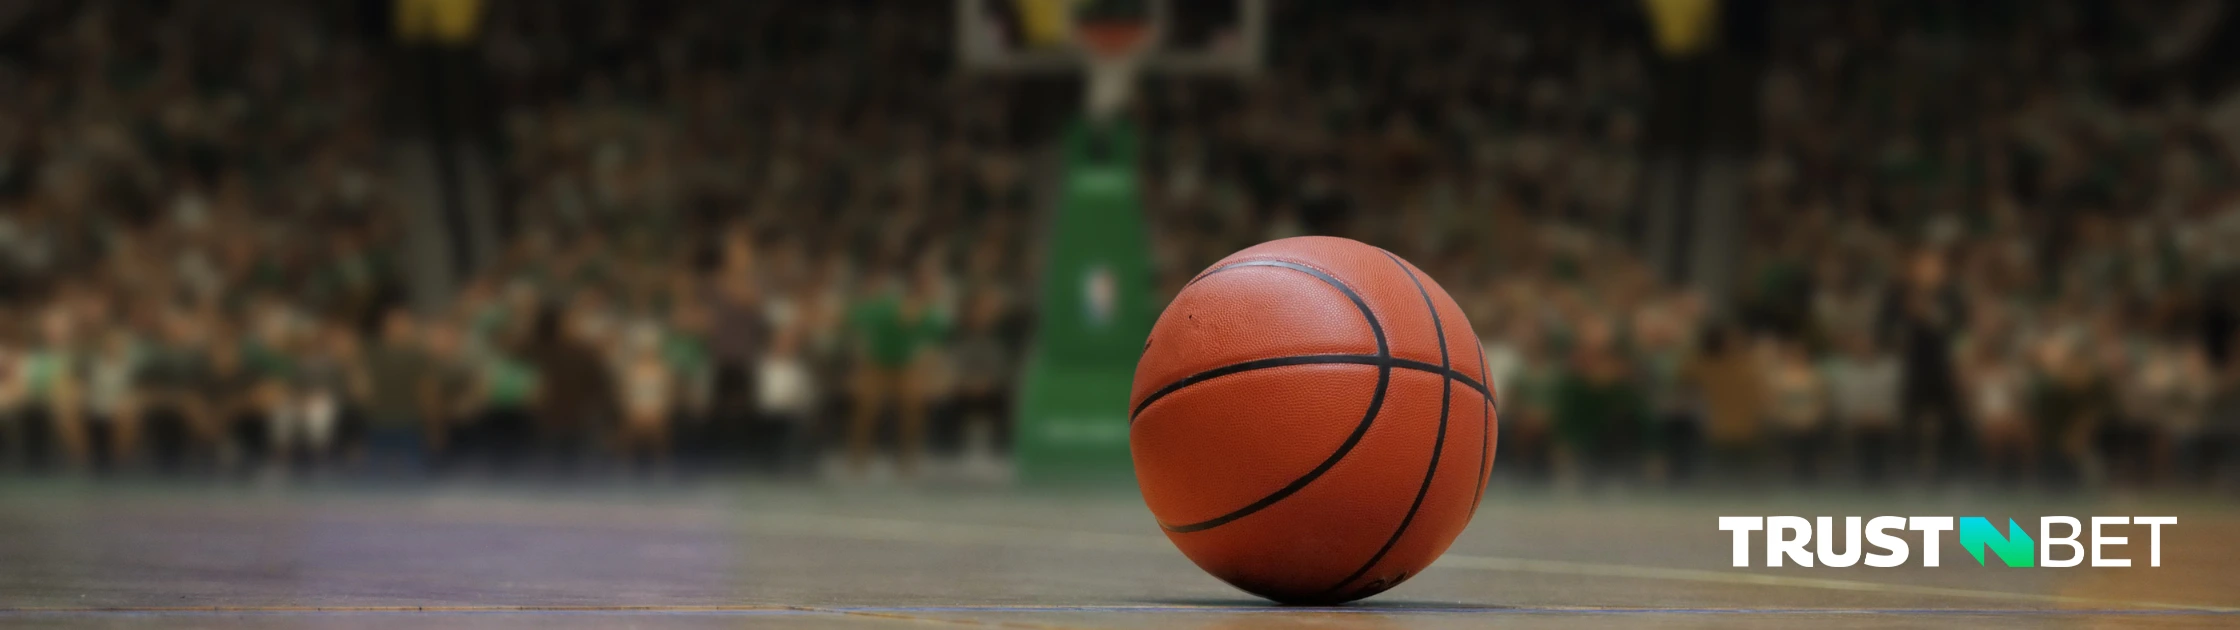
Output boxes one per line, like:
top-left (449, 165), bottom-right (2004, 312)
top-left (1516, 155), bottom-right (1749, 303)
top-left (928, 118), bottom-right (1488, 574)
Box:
top-left (2128, 343), bottom-right (2215, 484)
top-left (1821, 333), bottom-right (1901, 484)
top-left (1960, 335), bottom-right (2030, 485)
top-left (1764, 339), bottom-right (1828, 483)
top-left (756, 323), bottom-right (816, 476)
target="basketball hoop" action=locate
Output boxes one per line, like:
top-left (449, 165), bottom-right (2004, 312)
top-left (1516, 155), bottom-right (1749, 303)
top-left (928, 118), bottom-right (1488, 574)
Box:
top-left (1075, 18), bottom-right (1153, 121)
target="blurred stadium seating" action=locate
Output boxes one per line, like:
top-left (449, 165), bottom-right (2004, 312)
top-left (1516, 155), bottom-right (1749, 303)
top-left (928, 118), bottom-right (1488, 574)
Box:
top-left (0, 0), bottom-right (2234, 493)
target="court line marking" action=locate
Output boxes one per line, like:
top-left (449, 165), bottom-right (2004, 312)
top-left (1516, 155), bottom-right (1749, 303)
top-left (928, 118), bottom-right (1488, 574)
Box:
top-left (728, 512), bottom-right (2240, 614)
top-left (0, 606), bottom-right (1097, 629)
top-left (799, 606), bottom-right (1103, 629)
top-left (1430, 555), bottom-right (2240, 614)
top-left (1, 605), bottom-right (2233, 616)
top-left (0, 606), bottom-right (811, 614)
top-left (0, 605), bottom-right (1098, 630)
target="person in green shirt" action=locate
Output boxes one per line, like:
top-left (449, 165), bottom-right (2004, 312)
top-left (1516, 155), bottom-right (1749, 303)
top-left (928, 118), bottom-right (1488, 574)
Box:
top-left (1551, 318), bottom-right (1651, 488)
top-left (85, 328), bottom-right (147, 471)
top-left (18, 309), bottom-right (88, 471)
top-left (846, 268), bottom-right (948, 477)
top-left (472, 342), bottom-right (539, 473)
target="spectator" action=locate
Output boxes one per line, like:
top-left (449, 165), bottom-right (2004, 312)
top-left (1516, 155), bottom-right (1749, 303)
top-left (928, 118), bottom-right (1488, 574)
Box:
top-left (2201, 358), bottom-right (2240, 487)
top-left (756, 323), bottom-right (818, 476)
top-left (1961, 335), bottom-right (2031, 486)
top-left (0, 322), bottom-right (23, 470)
top-left (467, 318), bottom-right (540, 474)
top-left (419, 320), bottom-right (481, 471)
top-left (1497, 318), bottom-right (1557, 482)
top-left (1881, 249), bottom-right (1969, 482)
top-left (2034, 337), bottom-right (2114, 487)
top-left (1551, 318), bottom-right (1647, 488)
top-left (524, 301), bottom-right (620, 474)
top-left (617, 323), bottom-right (676, 471)
top-left (276, 321), bottom-right (359, 471)
top-left (2124, 343), bottom-right (2216, 485)
top-left (847, 268), bottom-right (946, 478)
top-left (660, 273), bottom-right (715, 461)
top-left (359, 310), bottom-right (432, 474)
top-left (20, 307), bottom-right (87, 472)
top-left (203, 330), bottom-right (275, 473)
top-left (2158, 346), bottom-right (2222, 485)
top-left (1823, 334), bottom-right (1901, 485)
top-left (705, 230), bottom-right (766, 461)
top-left (945, 288), bottom-right (1014, 463)
top-left (84, 327), bottom-right (144, 472)
top-left (1632, 304), bottom-right (1700, 484)
top-left (136, 308), bottom-right (219, 472)
top-left (1764, 339), bottom-right (1828, 483)
top-left (1687, 325), bottom-right (1764, 480)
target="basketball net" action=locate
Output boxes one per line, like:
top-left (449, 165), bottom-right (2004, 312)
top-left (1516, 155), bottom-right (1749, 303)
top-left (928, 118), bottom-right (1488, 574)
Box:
top-left (1077, 21), bottom-right (1152, 122)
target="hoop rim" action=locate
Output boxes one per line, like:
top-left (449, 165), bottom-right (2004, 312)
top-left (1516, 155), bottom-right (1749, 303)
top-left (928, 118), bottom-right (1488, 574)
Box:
top-left (1073, 19), bottom-right (1156, 62)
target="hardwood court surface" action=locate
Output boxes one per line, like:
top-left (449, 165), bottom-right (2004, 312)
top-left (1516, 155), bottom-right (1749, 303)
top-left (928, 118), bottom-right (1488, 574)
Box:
top-left (1, 480), bottom-right (2235, 628)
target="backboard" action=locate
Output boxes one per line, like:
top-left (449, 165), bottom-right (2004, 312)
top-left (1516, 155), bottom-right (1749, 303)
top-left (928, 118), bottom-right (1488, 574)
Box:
top-left (955, 0), bottom-right (1266, 76)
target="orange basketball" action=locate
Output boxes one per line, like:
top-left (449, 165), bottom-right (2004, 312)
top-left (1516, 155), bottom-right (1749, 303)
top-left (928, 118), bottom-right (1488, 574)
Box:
top-left (1129, 236), bottom-right (1496, 605)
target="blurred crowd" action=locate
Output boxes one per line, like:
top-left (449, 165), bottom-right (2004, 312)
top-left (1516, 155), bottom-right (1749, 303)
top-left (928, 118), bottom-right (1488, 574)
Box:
top-left (1141, 1), bottom-right (2240, 490)
top-left (1722, 1), bottom-right (2240, 489)
top-left (0, 0), bottom-right (2236, 490)
top-left (0, 0), bottom-right (416, 474)
top-left (1709, 2), bottom-right (2240, 489)
top-left (0, 0), bottom-right (1037, 479)
top-left (470, 0), bottom-right (1039, 477)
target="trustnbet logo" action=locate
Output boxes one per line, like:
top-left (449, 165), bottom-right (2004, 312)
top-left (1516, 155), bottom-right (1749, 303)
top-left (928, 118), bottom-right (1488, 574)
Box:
top-left (1719, 516), bottom-right (2178, 568)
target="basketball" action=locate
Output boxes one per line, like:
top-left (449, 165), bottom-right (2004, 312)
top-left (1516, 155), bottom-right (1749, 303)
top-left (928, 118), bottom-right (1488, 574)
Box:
top-left (1129, 236), bottom-right (1497, 605)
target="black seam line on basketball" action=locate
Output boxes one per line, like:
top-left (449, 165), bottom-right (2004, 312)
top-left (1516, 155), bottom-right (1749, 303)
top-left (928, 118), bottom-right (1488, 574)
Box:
top-left (1470, 346), bottom-right (1490, 516)
top-left (1127, 354), bottom-right (1489, 421)
top-left (1156, 364), bottom-right (1388, 534)
top-left (1324, 250), bottom-right (1451, 596)
top-left (1152, 258), bottom-right (1390, 535)
top-left (1135, 258), bottom-right (1395, 423)
top-left (1183, 260), bottom-right (1384, 368)
top-left (1155, 258), bottom-right (1496, 411)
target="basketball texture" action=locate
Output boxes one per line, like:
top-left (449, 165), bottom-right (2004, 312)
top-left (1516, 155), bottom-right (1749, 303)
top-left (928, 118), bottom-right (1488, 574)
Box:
top-left (1130, 236), bottom-right (1497, 605)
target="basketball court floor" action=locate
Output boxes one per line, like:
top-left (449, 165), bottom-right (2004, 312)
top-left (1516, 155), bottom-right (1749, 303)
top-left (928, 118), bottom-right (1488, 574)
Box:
top-left (1, 479), bottom-right (2235, 628)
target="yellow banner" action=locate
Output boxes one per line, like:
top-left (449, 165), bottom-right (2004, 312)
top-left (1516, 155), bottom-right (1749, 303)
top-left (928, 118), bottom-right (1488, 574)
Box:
top-left (396, 0), bottom-right (482, 45)
top-left (1644, 0), bottom-right (1717, 57)
top-left (1013, 0), bottom-right (1074, 48)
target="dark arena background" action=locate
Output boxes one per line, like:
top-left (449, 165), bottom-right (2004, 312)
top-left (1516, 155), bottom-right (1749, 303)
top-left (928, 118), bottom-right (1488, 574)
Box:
top-left (1, 0), bottom-right (2239, 627)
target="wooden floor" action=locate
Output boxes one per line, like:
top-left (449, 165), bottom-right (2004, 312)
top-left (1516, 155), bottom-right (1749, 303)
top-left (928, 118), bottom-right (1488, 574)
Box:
top-left (0, 478), bottom-right (2235, 628)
